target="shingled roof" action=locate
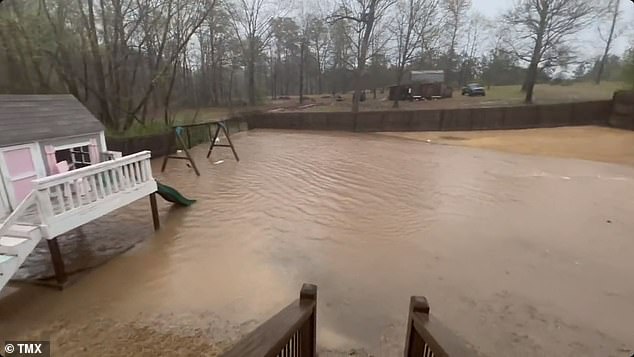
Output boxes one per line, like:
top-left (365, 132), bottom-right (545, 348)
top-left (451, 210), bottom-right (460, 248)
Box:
top-left (0, 95), bottom-right (104, 147)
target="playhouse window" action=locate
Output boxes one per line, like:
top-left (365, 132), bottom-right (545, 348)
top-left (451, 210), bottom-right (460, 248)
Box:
top-left (55, 145), bottom-right (92, 169)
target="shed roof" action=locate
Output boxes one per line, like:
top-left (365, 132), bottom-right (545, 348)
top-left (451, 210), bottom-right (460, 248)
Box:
top-left (0, 95), bottom-right (104, 147)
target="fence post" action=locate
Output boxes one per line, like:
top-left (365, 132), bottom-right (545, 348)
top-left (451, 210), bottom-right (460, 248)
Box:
top-left (300, 283), bottom-right (317, 357)
top-left (404, 296), bottom-right (430, 357)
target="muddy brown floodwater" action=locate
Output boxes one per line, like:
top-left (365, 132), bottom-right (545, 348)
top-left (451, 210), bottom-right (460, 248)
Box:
top-left (1, 129), bottom-right (634, 356)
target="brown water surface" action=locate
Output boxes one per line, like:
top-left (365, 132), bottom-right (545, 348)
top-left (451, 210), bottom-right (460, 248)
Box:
top-left (1, 129), bottom-right (634, 356)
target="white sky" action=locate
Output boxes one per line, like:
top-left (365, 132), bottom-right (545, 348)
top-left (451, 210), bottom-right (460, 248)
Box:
top-left (471, 0), bottom-right (634, 57)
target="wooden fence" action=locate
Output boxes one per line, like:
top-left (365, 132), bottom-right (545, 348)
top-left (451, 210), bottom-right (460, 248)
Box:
top-left (609, 91), bottom-right (634, 130)
top-left (404, 296), bottom-right (482, 357)
top-left (246, 101), bottom-right (612, 132)
top-left (221, 284), bottom-right (317, 357)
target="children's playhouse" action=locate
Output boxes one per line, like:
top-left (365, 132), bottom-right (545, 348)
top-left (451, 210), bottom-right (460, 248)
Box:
top-left (0, 95), bottom-right (159, 291)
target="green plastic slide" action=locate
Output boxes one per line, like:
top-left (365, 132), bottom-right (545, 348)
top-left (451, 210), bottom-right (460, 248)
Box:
top-left (156, 181), bottom-right (196, 206)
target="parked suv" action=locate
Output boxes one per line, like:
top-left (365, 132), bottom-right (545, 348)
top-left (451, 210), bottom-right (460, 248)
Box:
top-left (462, 83), bottom-right (486, 96)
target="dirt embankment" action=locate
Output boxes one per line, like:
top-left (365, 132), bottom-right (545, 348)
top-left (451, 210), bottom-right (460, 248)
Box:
top-left (380, 126), bottom-right (634, 167)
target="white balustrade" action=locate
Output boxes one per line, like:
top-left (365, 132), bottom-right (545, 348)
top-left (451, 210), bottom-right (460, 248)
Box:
top-left (31, 151), bottom-right (156, 238)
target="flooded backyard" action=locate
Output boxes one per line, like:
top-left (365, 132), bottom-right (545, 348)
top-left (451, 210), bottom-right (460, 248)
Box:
top-left (1, 128), bottom-right (634, 356)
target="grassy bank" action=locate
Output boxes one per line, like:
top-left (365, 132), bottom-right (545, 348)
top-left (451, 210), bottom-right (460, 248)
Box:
top-left (297, 81), bottom-right (625, 112)
top-left (107, 106), bottom-right (261, 138)
top-left (107, 81), bottom-right (624, 137)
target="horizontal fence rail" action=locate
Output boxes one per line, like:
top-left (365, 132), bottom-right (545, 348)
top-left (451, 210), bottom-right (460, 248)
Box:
top-left (222, 284), bottom-right (317, 357)
top-left (404, 296), bottom-right (482, 357)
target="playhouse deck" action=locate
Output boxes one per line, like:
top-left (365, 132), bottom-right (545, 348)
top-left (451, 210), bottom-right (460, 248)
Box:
top-left (0, 151), bottom-right (157, 290)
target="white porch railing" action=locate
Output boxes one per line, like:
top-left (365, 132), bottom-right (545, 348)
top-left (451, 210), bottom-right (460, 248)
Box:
top-left (32, 151), bottom-right (157, 238)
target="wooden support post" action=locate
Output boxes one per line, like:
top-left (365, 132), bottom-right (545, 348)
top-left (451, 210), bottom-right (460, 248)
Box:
top-left (176, 133), bottom-right (200, 176)
top-left (162, 127), bottom-right (201, 176)
top-left (206, 124), bottom-right (221, 158)
top-left (404, 296), bottom-right (430, 357)
top-left (300, 283), bottom-right (317, 357)
top-left (207, 122), bottom-right (240, 161)
top-left (149, 193), bottom-right (160, 230)
top-left (47, 238), bottom-right (68, 288)
top-left (222, 124), bottom-right (240, 162)
top-left (207, 122), bottom-right (214, 142)
top-left (161, 129), bottom-right (176, 173)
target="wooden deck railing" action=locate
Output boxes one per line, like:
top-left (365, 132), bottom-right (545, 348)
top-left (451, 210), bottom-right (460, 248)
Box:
top-left (222, 284), bottom-right (317, 357)
top-left (404, 296), bottom-right (481, 357)
top-left (32, 151), bottom-right (156, 238)
top-left (221, 287), bottom-right (482, 357)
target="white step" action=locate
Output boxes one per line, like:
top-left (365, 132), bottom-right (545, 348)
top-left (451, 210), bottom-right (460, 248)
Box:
top-left (0, 236), bottom-right (29, 255)
top-left (6, 224), bottom-right (41, 239)
top-left (0, 254), bottom-right (18, 276)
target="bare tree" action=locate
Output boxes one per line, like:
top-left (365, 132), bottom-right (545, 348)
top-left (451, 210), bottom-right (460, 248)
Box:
top-left (442, 0), bottom-right (471, 85)
top-left (596, 0), bottom-right (622, 84)
top-left (331, 0), bottom-right (396, 113)
top-left (306, 15), bottom-right (329, 94)
top-left (417, 0), bottom-right (442, 68)
top-left (227, 0), bottom-right (282, 106)
top-left (504, 0), bottom-right (594, 103)
top-left (390, 0), bottom-right (439, 107)
top-left (458, 12), bottom-right (488, 85)
top-left (37, 0), bottom-right (214, 130)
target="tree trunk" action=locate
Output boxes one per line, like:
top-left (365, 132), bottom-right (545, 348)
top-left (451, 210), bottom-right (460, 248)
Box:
top-left (229, 66), bottom-right (235, 104)
top-left (316, 49), bottom-right (322, 94)
top-left (247, 38), bottom-right (256, 105)
top-left (596, 0), bottom-right (620, 85)
top-left (83, 0), bottom-right (114, 127)
top-left (162, 60), bottom-right (180, 126)
top-left (0, 31), bottom-right (27, 92)
top-left (10, 6), bottom-right (50, 92)
top-left (392, 72), bottom-right (403, 108)
top-left (524, 6), bottom-right (548, 104)
top-left (299, 40), bottom-right (305, 104)
top-left (525, 31), bottom-right (543, 103)
top-left (352, 73), bottom-right (362, 113)
top-left (352, 12), bottom-right (375, 113)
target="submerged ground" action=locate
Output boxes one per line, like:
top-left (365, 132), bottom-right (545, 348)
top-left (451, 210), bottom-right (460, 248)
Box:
top-left (1, 127), bottom-right (633, 356)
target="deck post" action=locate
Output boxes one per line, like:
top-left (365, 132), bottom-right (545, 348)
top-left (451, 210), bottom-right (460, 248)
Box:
top-left (149, 193), bottom-right (160, 230)
top-left (300, 283), bottom-right (317, 357)
top-left (47, 238), bottom-right (68, 288)
top-left (404, 296), bottom-right (430, 357)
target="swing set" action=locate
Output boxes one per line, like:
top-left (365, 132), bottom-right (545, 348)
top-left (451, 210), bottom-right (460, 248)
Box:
top-left (160, 121), bottom-right (239, 176)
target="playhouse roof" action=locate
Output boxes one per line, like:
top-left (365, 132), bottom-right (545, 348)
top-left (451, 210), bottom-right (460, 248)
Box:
top-left (0, 95), bottom-right (104, 147)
